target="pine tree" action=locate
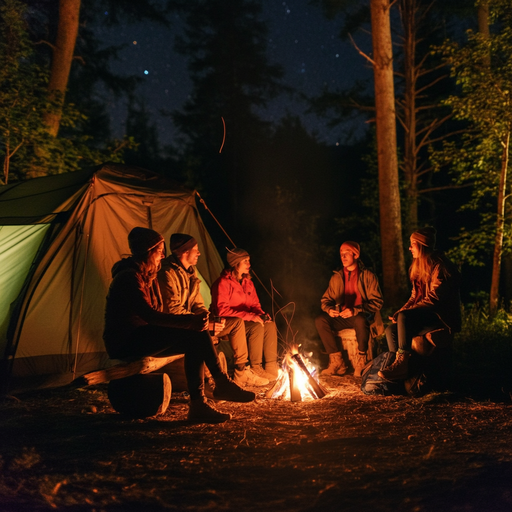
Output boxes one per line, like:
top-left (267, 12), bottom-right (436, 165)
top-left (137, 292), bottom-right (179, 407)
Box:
top-left (170, 0), bottom-right (285, 224)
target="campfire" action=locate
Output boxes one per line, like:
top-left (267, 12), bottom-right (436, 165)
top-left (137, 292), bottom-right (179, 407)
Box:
top-left (267, 348), bottom-right (326, 401)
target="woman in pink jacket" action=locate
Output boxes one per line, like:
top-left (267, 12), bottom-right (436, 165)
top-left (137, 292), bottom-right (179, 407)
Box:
top-left (211, 248), bottom-right (279, 382)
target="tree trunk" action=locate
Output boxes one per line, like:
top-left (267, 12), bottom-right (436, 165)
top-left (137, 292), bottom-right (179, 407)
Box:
top-left (490, 132), bottom-right (510, 315)
top-left (43, 0), bottom-right (81, 137)
top-left (371, 0), bottom-right (408, 306)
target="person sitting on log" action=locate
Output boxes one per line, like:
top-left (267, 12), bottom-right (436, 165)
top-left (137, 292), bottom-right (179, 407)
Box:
top-left (103, 227), bottom-right (255, 424)
top-left (378, 226), bottom-right (461, 381)
top-left (315, 241), bottom-right (384, 377)
top-left (210, 248), bottom-right (279, 384)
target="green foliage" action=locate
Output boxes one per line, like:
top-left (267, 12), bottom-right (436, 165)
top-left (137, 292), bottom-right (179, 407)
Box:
top-left (432, 0), bottom-right (512, 266)
top-left (0, 0), bottom-right (134, 184)
top-left (454, 304), bottom-right (512, 377)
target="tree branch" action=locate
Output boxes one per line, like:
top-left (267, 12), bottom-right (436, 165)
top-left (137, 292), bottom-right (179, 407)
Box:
top-left (348, 33), bottom-right (375, 66)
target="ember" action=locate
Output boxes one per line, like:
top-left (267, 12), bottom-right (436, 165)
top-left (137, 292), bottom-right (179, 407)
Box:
top-left (267, 349), bottom-right (327, 401)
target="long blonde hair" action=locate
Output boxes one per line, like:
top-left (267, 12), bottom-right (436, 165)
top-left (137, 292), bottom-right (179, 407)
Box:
top-left (409, 243), bottom-right (450, 284)
top-left (409, 243), bottom-right (434, 284)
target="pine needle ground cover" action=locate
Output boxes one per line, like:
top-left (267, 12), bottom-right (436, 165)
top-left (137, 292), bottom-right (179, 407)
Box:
top-left (1, 373), bottom-right (511, 512)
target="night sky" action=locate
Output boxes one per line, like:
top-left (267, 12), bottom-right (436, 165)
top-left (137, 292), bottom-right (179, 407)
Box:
top-left (95, 0), bottom-right (372, 148)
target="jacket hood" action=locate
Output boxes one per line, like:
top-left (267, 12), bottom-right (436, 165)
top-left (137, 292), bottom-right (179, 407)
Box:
top-left (111, 257), bottom-right (139, 278)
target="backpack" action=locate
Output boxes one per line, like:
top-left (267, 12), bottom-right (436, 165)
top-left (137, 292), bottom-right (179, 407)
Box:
top-left (360, 351), bottom-right (405, 396)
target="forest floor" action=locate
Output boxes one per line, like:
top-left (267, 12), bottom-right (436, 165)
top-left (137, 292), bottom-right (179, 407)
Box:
top-left (1, 373), bottom-right (511, 512)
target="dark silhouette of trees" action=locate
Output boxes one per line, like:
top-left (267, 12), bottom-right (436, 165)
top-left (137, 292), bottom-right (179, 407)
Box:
top-left (169, 0), bottom-right (285, 226)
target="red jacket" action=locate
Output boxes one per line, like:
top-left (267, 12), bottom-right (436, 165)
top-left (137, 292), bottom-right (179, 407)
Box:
top-left (210, 269), bottom-right (265, 321)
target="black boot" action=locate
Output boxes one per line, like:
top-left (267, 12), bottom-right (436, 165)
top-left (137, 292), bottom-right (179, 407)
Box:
top-left (213, 373), bottom-right (255, 402)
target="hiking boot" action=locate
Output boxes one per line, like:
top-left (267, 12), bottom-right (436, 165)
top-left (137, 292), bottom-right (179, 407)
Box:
top-left (378, 350), bottom-right (410, 381)
top-left (321, 351), bottom-right (347, 376)
top-left (353, 352), bottom-right (367, 378)
top-left (213, 372), bottom-right (255, 403)
top-left (204, 377), bottom-right (215, 399)
top-left (188, 398), bottom-right (231, 424)
top-left (251, 364), bottom-right (276, 382)
top-left (234, 367), bottom-right (269, 387)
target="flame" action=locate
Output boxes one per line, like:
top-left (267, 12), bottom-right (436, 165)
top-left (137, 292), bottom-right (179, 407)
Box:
top-left (267, 351), bottom-right (322, 401)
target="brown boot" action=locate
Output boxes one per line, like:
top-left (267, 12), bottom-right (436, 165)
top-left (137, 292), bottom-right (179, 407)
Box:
top-left (378, 350), bottom-right (410, 381)
top-left (353, 352), bottom-right (367, 378)
top-left (321, 352), bottom-right (347, 376)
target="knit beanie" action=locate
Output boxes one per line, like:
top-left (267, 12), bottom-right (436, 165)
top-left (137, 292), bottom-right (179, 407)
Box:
top-left (170, 233), bottom-right (197, 256)
top-left (226, 247), bottom-right (250, 268)
top-left (410, 227), bottom-right (436, 249)
top-left (128, 227), bottom-right (164, 257)
top-left (340, 241), bottom-right (360, 260)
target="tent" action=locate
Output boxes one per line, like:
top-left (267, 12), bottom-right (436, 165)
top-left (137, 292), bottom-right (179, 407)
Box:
top-left (0, 163), bottom-right (224, 394)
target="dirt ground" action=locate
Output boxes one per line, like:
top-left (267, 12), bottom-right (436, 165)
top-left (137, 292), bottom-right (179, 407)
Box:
top-left (1, 374), bottom-right (511, 512)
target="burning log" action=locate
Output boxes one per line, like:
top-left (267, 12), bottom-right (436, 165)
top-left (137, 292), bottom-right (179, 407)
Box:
top-left (291, 353), bottom-right (327, 399)
top-left (288, 366), bottom-right (302, 402)
top-left (266, 351), bottom-right (326, 401)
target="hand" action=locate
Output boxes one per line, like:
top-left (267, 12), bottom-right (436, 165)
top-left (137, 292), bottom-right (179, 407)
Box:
top-left (253, 315), bottom-right (264, 324)
top-left (261, 313), bottom-right (271, 323)
top-left (191, 311), bottom-right (209, 331)
top-left (208, 318), bottom-right (226, 335)
top-left (339, 307), bottom-right (354, 319)
top-left (328, 309), bottom-right (340, 318)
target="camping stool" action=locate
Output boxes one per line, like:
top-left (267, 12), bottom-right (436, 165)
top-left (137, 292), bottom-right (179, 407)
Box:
top-left (78, 354), bottom-right (184, 418)
top-left (337, 329), bottom-right (375, 371)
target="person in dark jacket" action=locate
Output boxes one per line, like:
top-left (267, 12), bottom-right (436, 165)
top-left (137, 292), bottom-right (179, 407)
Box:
top-left (378, 226), bottom-right (461, 381)
top-left (103, 227), bottom-right (254, 424)
top-left (315, 241), bottom-right (384, 377)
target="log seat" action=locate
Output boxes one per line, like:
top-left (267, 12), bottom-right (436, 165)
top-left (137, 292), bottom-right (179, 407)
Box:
top-left (336, 329), bottom-right (375, 370)
top-left (77, 354), bottom-right (185, 386)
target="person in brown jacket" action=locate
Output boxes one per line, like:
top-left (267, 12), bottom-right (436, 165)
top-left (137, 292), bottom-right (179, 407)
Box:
top-left (378, 227), bottom-right (461, 381)
top-left (103, 227), bottom-right (254, 424)
top-left (315, 241), bottom-right (384, 377)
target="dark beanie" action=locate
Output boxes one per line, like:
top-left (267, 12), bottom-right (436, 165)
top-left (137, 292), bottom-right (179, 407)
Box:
top-left (170, 233), bottom-right (197, 256)
top-left (128, 227), bottom-right (164, 257)
top-left (411, 226), bottom-right (436, 249)
top-left (227, 247), bottom-right (250, 268)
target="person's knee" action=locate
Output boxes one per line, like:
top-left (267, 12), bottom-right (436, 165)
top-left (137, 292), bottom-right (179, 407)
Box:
top-left (224, 317), bottom-right (244, 335)
top-left (385, 324), bottom-right (395, 337)
top-left (353, 314), bottom-right (369, 330)
top-left (265, 321), bottom-right (277, 335)
top-left (315, 313), bottom-right (330, 328)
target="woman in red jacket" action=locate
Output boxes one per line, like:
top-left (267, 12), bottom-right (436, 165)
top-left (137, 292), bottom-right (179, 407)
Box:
top-left (210, 248), bottom-right (279, 384)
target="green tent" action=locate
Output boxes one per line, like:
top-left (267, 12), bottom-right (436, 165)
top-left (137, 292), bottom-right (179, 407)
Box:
top-left (0, 164), bottom-right (224, 394)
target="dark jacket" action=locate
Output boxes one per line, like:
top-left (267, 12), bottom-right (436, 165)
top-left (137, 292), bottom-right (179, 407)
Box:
top-left (395, 252), bottom-right (461, 333)
top-left (321, 260), bottom-right (385, 336)
top-left (103, 257), bottom-right (196, 359)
